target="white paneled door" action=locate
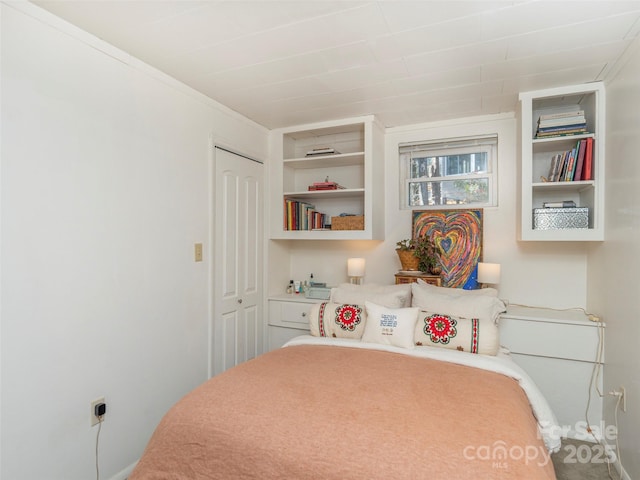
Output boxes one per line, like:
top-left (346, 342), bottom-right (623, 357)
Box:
top-left (212, 147), bottom-right (263, 376)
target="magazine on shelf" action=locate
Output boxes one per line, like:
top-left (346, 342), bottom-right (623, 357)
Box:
top-left (305, 147), bottom-right (340, 156)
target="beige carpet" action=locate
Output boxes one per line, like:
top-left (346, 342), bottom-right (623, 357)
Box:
top-left (552, 438), bottom-right (616, 480)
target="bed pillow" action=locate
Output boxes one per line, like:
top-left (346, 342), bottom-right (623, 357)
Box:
top-left (414, 310), bottom-right (500, 355)
top-left (416, 279), bottom-right (498, 297)
top-left (361, 301), bottom-right (419, 349)
top-left (411, 282), bottom-right (506, 324)
top-left (308, 302), bottom-right (367, 339)
top-left (330, 283), bottom-right (412, 308)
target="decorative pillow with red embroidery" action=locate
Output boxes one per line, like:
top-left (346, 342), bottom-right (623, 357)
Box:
top-left (414, 310), bottom-right (500, 355)
top-left (308, 302), bottom-right (367, 339)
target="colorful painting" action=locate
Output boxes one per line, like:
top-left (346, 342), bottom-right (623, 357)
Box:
top-left (412, 209), bottom-right (483, 289)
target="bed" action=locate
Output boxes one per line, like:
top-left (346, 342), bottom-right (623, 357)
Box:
top-left (130, 283), bottom-right (560, 480)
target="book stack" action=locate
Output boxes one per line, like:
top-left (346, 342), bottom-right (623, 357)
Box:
top-left (308, 181), bottom-right (345, 191)
top-left (305, 147), bottom-right (340, 156)
top-left (535, 110), bottom-right (587, 138)
top-left (284, 199), bottom-right (328, 231)
top-left (542, 200), bottom-right (576, 208)
top-left (546, 137), bottom-right (594, 182)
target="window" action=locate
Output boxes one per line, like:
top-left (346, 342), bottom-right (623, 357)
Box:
top-left (399, 135), bottom-right (497, 209)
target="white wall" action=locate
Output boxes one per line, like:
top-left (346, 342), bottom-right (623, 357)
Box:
top-left (597, 34), bottom-right (640, 479)
top-left (286, 114), bottom-right (589, 309)
top-left (0, 3), bottom-right (267, 479)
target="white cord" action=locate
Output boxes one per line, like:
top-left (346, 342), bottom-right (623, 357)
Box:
top-left (594, 323), bottom-right (605, 397)
top-left (614, 394), bottom-right (623, 480)
top-left (583, 321), bottom-right (615, 478)
top-left (96, 416), bottom-right (103, 480)
top-left (588, 322), bottom-right (605, 399)
top-left (507, 302), bottom-right (601, 320)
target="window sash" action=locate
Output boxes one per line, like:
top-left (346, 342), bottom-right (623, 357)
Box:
top-left (407, 176), bottom-right (492, 207)
top-left (399, 135), bottom-right (497, 209)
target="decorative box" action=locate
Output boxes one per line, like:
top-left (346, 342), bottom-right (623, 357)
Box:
top-left (305, 287), bottom-right (332, 300)
top-left (533, 207), bottom-right (589, 230)
top-left (331, 215), bottom-right (364, 230)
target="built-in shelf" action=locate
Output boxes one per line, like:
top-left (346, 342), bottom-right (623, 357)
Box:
top-left (519, 82), bottom-right (605, 241)
top-left (269, 115), bottom-right (384, 240)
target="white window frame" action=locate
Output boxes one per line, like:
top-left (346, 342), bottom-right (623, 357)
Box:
top-left (399, 135), bottom-right (498, 210)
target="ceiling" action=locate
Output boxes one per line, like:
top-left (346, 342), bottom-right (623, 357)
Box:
top-left (32, 0), bottom-right (640, 130)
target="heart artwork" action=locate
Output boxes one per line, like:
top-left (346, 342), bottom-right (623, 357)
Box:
top-left (412, 209), bottom-right (483, 288)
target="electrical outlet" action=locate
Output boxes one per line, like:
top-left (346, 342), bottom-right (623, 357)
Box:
top-left (91, 397), bottom-right (105, 427)
top-left (610, 387), bottom-right (627, 413)
top-left (194, 243), bottom-right (203, 262)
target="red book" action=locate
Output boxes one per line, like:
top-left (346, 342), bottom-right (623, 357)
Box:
top-left (583, 137), bottom-right (594, 181)
top-left (284, 200), bottom-right (288, 230)
top-left (312, 181), bottom-right (338, 187)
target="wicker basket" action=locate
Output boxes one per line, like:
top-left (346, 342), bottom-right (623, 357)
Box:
top-left (331, 215), bottom-right (364, 230)
top-left (396, 249), bottom-right (420, 271)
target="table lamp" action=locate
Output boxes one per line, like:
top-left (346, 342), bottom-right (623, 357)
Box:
top-left (347, 258), bottom-right (365, 285)
top-left (477, 262), bottom-right (501, 288)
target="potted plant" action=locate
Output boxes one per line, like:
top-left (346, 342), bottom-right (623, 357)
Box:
top-left (396, 236), bottom-right (442, 274)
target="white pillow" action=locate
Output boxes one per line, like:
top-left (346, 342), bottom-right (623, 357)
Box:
top-left (330, 283), bottom-right (411, 308)
top-left (415, 279), bottom-right (498, 297)
top-left (414, 310), bottom-right (500, 355)
top-left (411, 282), bottom-right (506, 324)
top-left (308, 302), bottom-right (367, 339)
top-left (361, 301), bottom-right (419, 349)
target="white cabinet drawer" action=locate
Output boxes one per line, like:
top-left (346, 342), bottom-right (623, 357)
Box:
top-left (500, 317), bottom-right (602, 362)
top-left (268, 299), bottom-right (315, 330)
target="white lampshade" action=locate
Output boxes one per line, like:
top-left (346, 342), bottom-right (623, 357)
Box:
top-left (347, 258), bottom-right (366, 277)
top-left (477, 262), bottom-right (501, 285)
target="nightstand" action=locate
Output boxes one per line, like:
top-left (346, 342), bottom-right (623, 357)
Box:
top-left (500, 305), bottom-right (605, 438)
top-left (267, 294), bottom-right (318, 350)
top-left (394, 272), bottom-right (442, 286)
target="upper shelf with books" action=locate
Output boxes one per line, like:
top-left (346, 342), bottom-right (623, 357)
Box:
top-left (534, 109), bottom-right (588, 138)
top-left (529, 87), bottom-right (598, 140)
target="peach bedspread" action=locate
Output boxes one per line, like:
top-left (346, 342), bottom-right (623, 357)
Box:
top-left (130, 344), bottom-right (556, 479)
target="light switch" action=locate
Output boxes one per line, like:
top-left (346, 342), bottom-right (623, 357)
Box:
top-left (194, 243), bottom-right (203, 262)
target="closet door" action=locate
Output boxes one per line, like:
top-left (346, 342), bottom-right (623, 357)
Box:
top-left (213, 147), bottom-right (264, 376)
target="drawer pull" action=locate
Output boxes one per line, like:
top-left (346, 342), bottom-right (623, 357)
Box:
top-left (237, 299), bottom-right (243, 304)
top-left (301, 312), bottom-right (306, 317)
